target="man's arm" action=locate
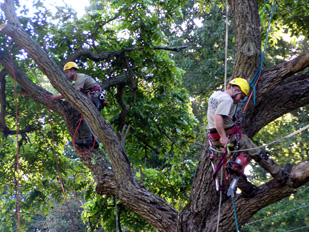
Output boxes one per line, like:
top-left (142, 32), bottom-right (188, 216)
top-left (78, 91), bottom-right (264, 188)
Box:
top-left (49, 87), bottom-right (81, 100)
top-left (214, 114), bottom-right (229, 148)
top-left (49, 95), bottom-right (64, 100)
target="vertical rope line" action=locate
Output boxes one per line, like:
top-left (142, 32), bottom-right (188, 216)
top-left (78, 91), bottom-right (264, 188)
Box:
top-left (115, 195), bottom-right (118, 231)
top-left (7, 36), bottom-right (20, 232)
top-left (224, 0), bottom-right (229, 90)
top-left (45, 97), bottom-right (77, 232)
top-left (25, 58), bottom-right (77, 232)
top-left (242, 0), bottom-right (276, 111)
top-left (216, 168), bottom-right (223, 232)
top-left (231, 193), bottom-right (239, 232)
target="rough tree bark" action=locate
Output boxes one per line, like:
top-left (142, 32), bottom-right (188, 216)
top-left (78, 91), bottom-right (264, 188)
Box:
top-left (0, 0), bottom-right (308, 231)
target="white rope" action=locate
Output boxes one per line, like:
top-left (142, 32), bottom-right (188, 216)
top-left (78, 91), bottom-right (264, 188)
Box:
top-left (210, 123), bottom-right (309, 154)
top-left (287, 226), bottom-right (309, 232)
top-left (224, 0), bottom-right (229, 91)
top-left (244, 204), bottom-right (309, 226)
top-left (217, 2), bottom-right (229, 230)
top-left (216, 168), bottom-right (224, 232)
top-left (115, 195), bottom-right (118, 231)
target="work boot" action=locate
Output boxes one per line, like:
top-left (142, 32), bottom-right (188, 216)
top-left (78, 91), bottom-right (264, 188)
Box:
top-left (258, 151), bottom-right (292, 185)
top-left (237, 175), bottom-right (257, 198)
top-left (275, 163), bottom-right (292, 185)
top-left (242, 185), bottom-right (257, 198)
top-left (75, 137), bottom-right (99, 149)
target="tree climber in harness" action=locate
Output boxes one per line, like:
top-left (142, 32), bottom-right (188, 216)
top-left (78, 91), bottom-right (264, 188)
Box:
top-left (50, 61), bottom-right (108, 148)
top-left (207, 78), bottom-right (291, 197)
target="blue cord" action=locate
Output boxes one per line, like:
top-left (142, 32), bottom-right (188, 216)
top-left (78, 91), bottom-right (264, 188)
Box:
top-left (231, 193), bottom-right (240, 232)
top-left (246, 0), bottom-right (276, 106)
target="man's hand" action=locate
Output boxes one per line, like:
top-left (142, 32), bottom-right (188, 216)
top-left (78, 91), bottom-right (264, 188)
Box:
top-left (219, 136), bottom-right (229, 148)
top-left (48, 95), bottom-right (63, 100)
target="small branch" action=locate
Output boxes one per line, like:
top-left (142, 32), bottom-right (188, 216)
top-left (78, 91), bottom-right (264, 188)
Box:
top-left (129, 126), bottom-right (160, 154)
top-left (124, 55), bottom-right (137, 103)
top-left (119, 124), bottom-right (131, 147)
top-left (139, 165), bottom-right (144, 187)
top-left (115, 84), bottom-right (129, 134)
top-left (0, 69), bottom-right (8, 128)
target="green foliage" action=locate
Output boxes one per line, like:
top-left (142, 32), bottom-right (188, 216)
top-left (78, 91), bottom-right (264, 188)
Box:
top-left (242, 185), bottom-right (309, 232)
top-left (28, 197), bottom-right (92, 232)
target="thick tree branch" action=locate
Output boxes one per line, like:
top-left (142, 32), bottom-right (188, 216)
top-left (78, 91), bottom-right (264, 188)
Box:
top-left (258, 50), bottom-right (309, 98)
top-left (101, 73), bottom-right (127, 90)
top-left (217, 162), bottom-right (309, 230)
top-left (244, 72), bottom-right (309, 137)
top-left (66, 46), bottom-right (189, 62)
top-left (0, 52), bottom-right (71, 118)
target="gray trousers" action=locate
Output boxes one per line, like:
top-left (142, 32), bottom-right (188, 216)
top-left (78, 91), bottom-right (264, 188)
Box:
top-left (76, 117), bottom-right (93, 140)
top-left (239, 134), bottom-right (284, 181)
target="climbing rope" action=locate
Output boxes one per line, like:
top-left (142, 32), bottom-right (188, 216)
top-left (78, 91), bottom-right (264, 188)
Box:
top-left (23, 56), bottom-right (77, 232)
top-left (241, 0), bottom-right (276, 112)
top-left (215, 144), bottom-right (234, 232)
top-left (73, 115), bottom-right (97, 155)
top-left (231, 192), bottom-right (239, 232)
top-left (216, 168), bottom-right (223, 232)
top-left (7, 36), bottom-right (21, 232)
top-left (224, 0), bottom-right (229, 91)
top-left (115, 195), bottom-right (119, 232)
top-left (245, 203), bottom-right (309, 226)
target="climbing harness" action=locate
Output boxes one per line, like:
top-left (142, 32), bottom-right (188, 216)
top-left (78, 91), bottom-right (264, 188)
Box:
top-left (209, 122), bottom-right (309, 154)
top-left (209, 124), bottom-right (242, 189)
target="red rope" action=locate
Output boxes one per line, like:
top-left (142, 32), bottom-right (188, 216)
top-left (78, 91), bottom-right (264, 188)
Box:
top-left (7, 36), bottom-right (20, 232)
top-left (73, 115), bottom-right (96, 155)
top-left (24, 57), bottom-right (77, 232)
top-left (243, 71), bottom-right (262, 112)
top-left (45, 94), bottom-right (77, 232)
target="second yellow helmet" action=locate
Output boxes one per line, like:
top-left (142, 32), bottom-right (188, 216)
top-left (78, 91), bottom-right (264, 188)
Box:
top-left (63, 62), bottom-right (79, 71)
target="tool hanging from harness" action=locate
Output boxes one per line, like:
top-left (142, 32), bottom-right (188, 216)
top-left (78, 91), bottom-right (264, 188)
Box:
top-left (208, 124), bottom-right (245, 190)
top-left (82, 86), bottom-right (108, 111)
top-left (226, 152), bottom-right (250, 196)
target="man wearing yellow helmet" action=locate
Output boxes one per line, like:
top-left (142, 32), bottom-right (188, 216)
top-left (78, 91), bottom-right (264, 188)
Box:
top-left (50, 61), bottom-right (108, 111)
top-left (50, 61), bottom-right (108, 148)
top-left (207, 78), bottom-right (290, 197)
top-left (207, 78), bottom-right (249, 148)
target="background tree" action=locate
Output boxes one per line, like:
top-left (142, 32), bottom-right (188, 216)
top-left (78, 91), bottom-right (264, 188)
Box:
top-left (0, 0), bottom-right (308, 231)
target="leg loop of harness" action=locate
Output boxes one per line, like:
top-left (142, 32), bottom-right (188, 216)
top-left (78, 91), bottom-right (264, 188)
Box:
top-left (208, 124), bottom-right (242, 191)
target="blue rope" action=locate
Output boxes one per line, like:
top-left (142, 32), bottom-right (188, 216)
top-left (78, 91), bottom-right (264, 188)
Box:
top-left (245, 0), bottom-right (276, 106)
top-left (231, 193), bottom-right (240, 232)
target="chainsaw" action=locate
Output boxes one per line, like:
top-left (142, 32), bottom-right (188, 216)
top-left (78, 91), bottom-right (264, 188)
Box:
top-left (226, 152), bottom-right (250, 196)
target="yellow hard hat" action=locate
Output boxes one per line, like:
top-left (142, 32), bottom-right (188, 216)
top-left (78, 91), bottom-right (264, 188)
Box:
top-left (229, 78), bottom-right (250, 96)
top-left (63, 62), bottom-right (79, 71)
